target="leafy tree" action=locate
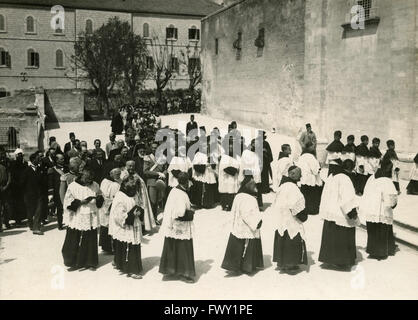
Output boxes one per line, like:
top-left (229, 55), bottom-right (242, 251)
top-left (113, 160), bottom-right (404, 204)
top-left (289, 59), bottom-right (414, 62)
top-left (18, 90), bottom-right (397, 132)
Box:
top-left (71, 17), bottom-right (147, 116)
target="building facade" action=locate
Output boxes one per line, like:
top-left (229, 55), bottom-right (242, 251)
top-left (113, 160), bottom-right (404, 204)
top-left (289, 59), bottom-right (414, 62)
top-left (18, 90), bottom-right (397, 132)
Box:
top-left (201, 0), bottom-right (418, 154)
top-left (0, 0), bottom-right (222, 95)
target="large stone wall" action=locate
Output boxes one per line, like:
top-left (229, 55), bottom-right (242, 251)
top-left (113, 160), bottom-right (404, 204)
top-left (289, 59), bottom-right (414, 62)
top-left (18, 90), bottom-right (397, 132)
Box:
top-left (202, 0), bottom-right (418, 153)
top-left (202, 0), bottom-right (307, 136)
top-left (0, 90), bottom-right (41, 153)
top-left (44, 89), bottom-right (84, 122)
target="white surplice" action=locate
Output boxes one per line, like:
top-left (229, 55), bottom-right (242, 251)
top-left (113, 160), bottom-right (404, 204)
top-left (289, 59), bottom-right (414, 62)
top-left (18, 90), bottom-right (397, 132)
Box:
top-left (167, 156), bottom-right (192, 187)
top-left (239, 149), bottom-right (261, 184)
top-left (161, 187), bottom-right (193, 240)
top-left (230, 192), bottom-right (262, 239)
top-left (269, 181), bottom-right (306, 240)
top-left (218, 154), bottom-right (241, 194)
top-left (99, 178), bottom-right (120, 227)
top-left (359, 175), bottom-right (397, 225)
top-left (319, 173), bottom-right (360, 228)
top-left (63, 181), bottom-right (102, 231)
top-left (109, 191), bottom-right (142, 245)
top-left (296, 153), bottom-right (323, 187)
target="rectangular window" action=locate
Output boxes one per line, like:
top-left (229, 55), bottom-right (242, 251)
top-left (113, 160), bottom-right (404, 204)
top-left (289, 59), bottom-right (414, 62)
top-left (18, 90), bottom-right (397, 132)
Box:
top-left (166, 27), bottom-right (178, 40)
top-left (28, 52), bottom-right (39, 67)
top-left (0, 89), bottom-right (10, 98)
top-left (0, 51), bottom-right (11, 67)
top-left (170, 56), bottom-right (179, 73)
top-left (357, 0), bottom-right (372, 19)
top-left (146, 56), bottom-right (154, 70)
top-left (188, 58), bottom-right (201, 74)
top-left (188, 28), bottom-right (200, 41)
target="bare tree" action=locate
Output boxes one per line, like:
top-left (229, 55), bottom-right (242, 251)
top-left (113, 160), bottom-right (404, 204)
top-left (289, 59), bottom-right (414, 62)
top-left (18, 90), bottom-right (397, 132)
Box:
top-left (122, 33), bottom-right (149, 105)
top-left (148, 36), bottom-right (176, 107)
top-left (180, 44), bottom-right (202, 91)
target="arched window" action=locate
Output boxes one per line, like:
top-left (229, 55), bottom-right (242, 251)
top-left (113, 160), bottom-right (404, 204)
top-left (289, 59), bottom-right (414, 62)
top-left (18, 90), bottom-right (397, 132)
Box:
top-left (188, 25), bottom-right (200, 41)
top-left (85, 19), bottom-right (93, 34)
top-left (55, 49), bottom-right (64, 67)
top-left (26, 16), bottom-right (35, 33)
top-left (55, 18), bottom-right (63, 33)
top-left (0, 47), bottom-right (8, 66)
top-left (0, 15), bottom-right (5, 32)
top-left (166, 24), bottom-right (178, 40)
top-left (143, 23), bottom-right (149, 38)
top-left (8, 127), bottom-right (19, 150)
top-left (27, 48), bottom-right (39, 67)
top-left (0, 87), bottom-right (10, 98)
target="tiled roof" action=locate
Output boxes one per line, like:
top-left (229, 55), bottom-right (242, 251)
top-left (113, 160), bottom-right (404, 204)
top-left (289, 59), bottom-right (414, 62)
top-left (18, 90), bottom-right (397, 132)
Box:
top-left (0, 0), bottom-right (223, 17)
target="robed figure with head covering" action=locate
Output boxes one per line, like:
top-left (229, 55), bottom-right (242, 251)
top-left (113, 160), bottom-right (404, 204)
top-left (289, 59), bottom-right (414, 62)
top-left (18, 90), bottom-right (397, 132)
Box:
top-left (270, 166), bottom-right (308, 272)
top-left (159, 172), bottom-right (196, 283)
top-left (318, 159), bottom-right (360, 269)
top-left (221, 175), bottom-right (264, 275)
top-left (359, 160), bottom-right (398, 260)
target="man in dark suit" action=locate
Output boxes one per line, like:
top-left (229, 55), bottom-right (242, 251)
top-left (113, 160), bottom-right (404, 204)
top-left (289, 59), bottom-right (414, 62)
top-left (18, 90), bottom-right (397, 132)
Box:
top-left (47, 153), bottom-right (67, 230)
top-left (133, 143), bottom-right (146, 179)
top-left (88, 149), bottom-right (105, 184)
top-left (143, 141), bottom-right (167, 220)
top-left (186, 114), bottom-right (198, 137)
top-left (22, 152), bottom-right (44, 235)
top-left (64, 132), bottom-right (76, 155)
top-left (111, 110), bottom-right (124, 135)
top-left (108, 139), bottom-right (125, 162)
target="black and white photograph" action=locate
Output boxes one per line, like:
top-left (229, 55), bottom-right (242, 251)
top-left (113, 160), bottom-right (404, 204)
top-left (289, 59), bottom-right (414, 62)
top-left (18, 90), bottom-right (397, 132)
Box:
top-left (0, 0), bottom-right (417, 303)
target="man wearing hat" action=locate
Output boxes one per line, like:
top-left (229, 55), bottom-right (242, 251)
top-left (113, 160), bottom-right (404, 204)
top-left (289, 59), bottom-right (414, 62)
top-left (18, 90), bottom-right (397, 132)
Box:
top-left (64, 132), bottom-right (76, 155)
top-left (298, 123), bottom-right (317, 156)
top-left (10, 148), bottom-right (27, 226)
top-left (0, 147), bottom-right (12, 231)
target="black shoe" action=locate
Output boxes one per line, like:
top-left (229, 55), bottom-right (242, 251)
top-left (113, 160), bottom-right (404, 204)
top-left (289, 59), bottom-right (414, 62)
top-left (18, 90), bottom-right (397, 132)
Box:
top-left (33, 230), bottom-right (44, 235)
top-left (5, 223), bottom-right (12, 230)
top-left (42, 220), bottom-right (50, 225)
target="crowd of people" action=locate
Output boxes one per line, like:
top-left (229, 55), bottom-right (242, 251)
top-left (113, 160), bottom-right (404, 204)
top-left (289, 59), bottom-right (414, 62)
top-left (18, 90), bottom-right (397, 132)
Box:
top-left (0, 110), bottom-right (417, 283)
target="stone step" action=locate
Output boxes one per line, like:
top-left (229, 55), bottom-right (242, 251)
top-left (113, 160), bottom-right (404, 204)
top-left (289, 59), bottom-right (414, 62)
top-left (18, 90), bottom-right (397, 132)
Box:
top-left (393, 223), bottom-right (418, 250)
top-left (360, 222), bottom-right (418, 251)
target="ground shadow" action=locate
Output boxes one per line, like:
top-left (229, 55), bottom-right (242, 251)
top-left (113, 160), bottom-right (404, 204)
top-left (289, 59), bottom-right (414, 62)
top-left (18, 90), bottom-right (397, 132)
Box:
top-left (96, 251), bottom-right (115, 269)
top-left (195, 259), bottom-right (214, 281)
top-left (142, 256), bottom-right (160, 276)
top-left (319, 263), bottom-right (353, 273)
top-left (302, 251), bottom-right (316, 273)
top-left (0, 230), bottom-right (27, 237)
top-left (355, 246), bottom-right (364, 263)
top-left (263, 254), bottom-right (272, 269)
top-left (0, 258), bottom-right (16, 266)
top-left (42, 222), bottom-right (60, 233)
top-left (260, 202), bottom-right (272, 211)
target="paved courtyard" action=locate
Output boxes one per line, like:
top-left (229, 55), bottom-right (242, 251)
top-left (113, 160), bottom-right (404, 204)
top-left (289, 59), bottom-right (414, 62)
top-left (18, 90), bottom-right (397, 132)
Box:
top-left (1, 114), bottom-right (417, 300)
